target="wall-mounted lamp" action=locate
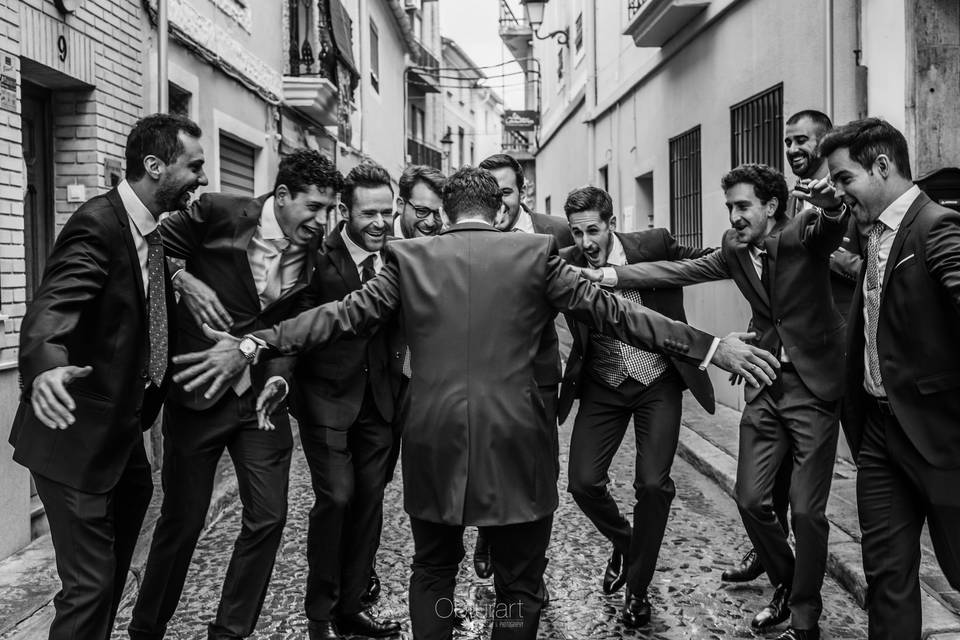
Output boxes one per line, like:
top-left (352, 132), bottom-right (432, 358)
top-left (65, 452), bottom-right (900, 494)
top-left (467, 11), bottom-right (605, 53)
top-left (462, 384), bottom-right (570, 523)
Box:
top-left (520, 0), bottom-right (568, 46)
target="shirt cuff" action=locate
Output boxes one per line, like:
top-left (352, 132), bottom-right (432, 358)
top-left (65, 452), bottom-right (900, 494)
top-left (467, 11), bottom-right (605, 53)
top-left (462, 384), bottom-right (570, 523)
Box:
top-left (600, 267), bottom-right (619, 288)
top-left (170, 268), bottom-right (185, 283)
top-left (698, 337), bottom-right (721, 371)
top-left (264, 375), bottom-right (288, 403)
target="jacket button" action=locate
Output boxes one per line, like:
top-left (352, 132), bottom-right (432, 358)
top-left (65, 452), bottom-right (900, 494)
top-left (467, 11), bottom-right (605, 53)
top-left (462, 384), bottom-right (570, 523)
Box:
top-left (776, 319), bottom-right (783, 326)
top-left (363, 367), bottom-right (369, 374)
top-left (139, 369), bottom-right (148, 380)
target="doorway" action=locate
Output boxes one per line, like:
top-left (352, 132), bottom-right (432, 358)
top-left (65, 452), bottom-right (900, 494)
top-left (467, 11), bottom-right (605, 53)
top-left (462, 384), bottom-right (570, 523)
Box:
top-left (21, 81), bottom-right (54, 304)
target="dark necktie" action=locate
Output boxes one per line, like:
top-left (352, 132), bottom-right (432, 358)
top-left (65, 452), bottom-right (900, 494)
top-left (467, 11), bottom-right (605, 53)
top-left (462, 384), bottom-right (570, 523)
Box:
top-left (360, 254), bottom-right (376, 283)
top-left (759, 250), bottom-right (772, 297)
top-left (146, 229), bottom-right (168, 386)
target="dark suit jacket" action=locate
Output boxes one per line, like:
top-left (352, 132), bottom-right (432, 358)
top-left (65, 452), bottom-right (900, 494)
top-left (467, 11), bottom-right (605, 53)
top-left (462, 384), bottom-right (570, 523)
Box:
top-left (558, 229), bottom-right (716, 421)
top-left (288, 223), bottom-right (394, 429)
top-left (842, 192), bottom-right (960, 468)
top-left (253, 221), bottom-right (715, 526)
top-left (10, 188), bottom-right (176, 493)
top-left (160, 192), bottom-right (316, 411)
top-left (613, 209), bottom-right (847, 403)
top-left (527, 210), bottom-right (574, 389)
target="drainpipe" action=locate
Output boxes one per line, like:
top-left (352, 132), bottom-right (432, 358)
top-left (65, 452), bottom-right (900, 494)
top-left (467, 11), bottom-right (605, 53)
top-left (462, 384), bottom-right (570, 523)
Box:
top-left (158, 0), bottom-right (168, 113)
top-left (585, 0), bottom-right (598, 182)
top-left (825, 0), bottom-right (834, 119)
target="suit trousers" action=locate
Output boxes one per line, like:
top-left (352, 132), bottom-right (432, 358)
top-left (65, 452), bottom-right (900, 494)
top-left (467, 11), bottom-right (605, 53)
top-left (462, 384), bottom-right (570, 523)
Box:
top-left (409, 515), bottom-right (552, 640)
top-left (35, 442), bottom-right (153, 640)
top-left (130, 392), bottom-right (292, 640)
top-left (567, 371), bottom-right (683, 594)
top-left (857, 398), bottom-right (960, 640)
top-left (301, 386), bottom-right (393, 621)
top-left (735, 369), bottom-right (839, 629)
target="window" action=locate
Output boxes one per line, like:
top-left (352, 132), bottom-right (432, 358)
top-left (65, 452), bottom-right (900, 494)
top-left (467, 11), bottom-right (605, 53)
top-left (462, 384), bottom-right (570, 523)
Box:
top-left (369, 19), bottom-right (380, 93)
top-left (458, 127), bottom-right (465, 168)
top-left (168, 83), bottom-right (191, 117)
top-left (470, 142), bottom-right (475, 166)
top-left (599, 165), bottom-right (609, 192)
top-left (219, 133), bottom-right (257, 196)
top-left (410, 103), bottom-right (425, 141)
top-left (574, 13), bottom-right (583, 54)
top-left (557, 47), bottom-right (564, 82)
top-left (669, 126), bottom-right (702, 248)
top-left (730, 83), bottom-right (783, 171)
top-left (545, 195), bottom-right (552, 215)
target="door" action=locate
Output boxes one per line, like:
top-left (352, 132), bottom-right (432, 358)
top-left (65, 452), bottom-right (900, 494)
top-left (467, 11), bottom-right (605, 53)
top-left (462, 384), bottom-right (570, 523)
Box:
top-left (21, 82), bottom-right (54, 304)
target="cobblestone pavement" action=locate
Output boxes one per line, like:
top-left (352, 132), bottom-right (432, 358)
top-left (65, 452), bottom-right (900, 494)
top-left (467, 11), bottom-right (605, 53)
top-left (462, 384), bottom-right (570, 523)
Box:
top-left (112, 407), bottom-right (868, 640)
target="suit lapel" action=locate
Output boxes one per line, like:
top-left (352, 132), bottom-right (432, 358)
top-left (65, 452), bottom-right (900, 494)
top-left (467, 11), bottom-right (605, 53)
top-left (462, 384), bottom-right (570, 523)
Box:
top-left (881, 192), bottom-right (928, 294)
top-left (325, 225), bottom-right (362, 291)
top-left (734, 246), bottom-right (770, 308)
top-left (107, 189), bottom-right (147, 317)
top-left (234, 197), bottom-right (265, 308)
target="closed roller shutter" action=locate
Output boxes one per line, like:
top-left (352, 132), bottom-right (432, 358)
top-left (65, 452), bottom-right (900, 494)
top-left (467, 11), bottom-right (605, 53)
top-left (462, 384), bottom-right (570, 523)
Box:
top-left (219, 133), bottom-right (256, 196)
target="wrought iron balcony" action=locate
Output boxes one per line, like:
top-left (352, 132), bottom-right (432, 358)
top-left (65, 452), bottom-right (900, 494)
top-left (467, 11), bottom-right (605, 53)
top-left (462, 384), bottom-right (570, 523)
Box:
top-left (408, 41), bottom-right (441, 93)
top-left (407, 137), bottom-right (443, 170)
top-left (501, 129), bottom-right (536, 161)
top-left (624, 0), bottom-right (710, 48)
top-left (498, 0), bottom-right (533, 61)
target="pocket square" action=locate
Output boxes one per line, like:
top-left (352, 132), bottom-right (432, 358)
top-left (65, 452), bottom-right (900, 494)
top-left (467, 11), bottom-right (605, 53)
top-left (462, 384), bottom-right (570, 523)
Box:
top-left (895, 254), bottom-right (916, 269)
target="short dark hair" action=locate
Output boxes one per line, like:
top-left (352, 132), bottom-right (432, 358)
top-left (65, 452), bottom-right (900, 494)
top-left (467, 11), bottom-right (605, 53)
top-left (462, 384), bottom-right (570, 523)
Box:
top-left (398, 164), bottom-right (445, 200)
top-left (819, 117), bottom-right (912, 180)
top-left (342, 161), bottom-right (394, 211)
top-left (721, 163), bottom-right (789, 219)
top-left (274, 150), bottom-right (343, 197)
top-left (786, 109), bottom-right (833, 136)
top-left (564, 186), bottom-right (613, 223)
top-left (478, 153), bottom-right (524, 190)
top-left (442, 166), bottom-right (502, 223)
top-left (125, 113), bottom-right (202, 181)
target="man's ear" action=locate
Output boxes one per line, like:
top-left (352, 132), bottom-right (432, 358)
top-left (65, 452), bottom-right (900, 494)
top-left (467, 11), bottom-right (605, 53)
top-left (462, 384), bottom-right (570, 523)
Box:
top-left (609, 216), bottom-right (617, 231)
top-left (274, 184), bottom-right (289, 206)
top-left (143, 155), bottom-right (163, 180)
top-left (875, 154), bottom-right (891, 179)
top-left (396, 197), bottom-right (404, 211)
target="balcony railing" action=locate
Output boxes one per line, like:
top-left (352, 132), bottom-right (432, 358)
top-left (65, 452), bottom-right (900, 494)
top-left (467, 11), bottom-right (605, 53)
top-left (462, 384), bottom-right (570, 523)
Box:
top-left (501, 129), bottom-right (536, 159)
top-left (624, 0), bottom-right (711, 47)
top-left (414, 41), bottom-right (439, 74)
top-left (407, 138), bottom-right (442, 170)
top-left (627, 0), bottom-right (649, 20)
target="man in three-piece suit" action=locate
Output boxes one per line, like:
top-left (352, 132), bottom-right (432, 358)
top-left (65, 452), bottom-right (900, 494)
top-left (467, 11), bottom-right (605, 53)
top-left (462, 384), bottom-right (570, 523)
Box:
top-left (558, 186), bottom-right (715, 627)
top-left (283, 162), bottom-right (401, 640)
top-left (172, 166), bottom-right (780, 640)
top-left (128, 151), bottom-right (342, 640)
top-left (814, 118), bottom-right (960, 640)
top-left (586, 164), bottom-right (848, 640)
top-left (9, 113), bottom-right (206, 640)
top-left (470, 153), bottom-right (575, 580)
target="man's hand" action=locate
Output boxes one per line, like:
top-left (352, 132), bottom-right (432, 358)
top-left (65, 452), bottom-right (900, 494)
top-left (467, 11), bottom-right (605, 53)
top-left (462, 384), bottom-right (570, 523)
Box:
top-left (174, 271), bottom-right (233, 331)
top-left (569, 265), bottom-right (604, 283)
top-left (710, 332), bottom-right (780, 388)
top-left (256, 378), bottom-right (288, 430)
top-left (30, 365), bottom-right (93, 429)
top-left (172, 324), bottom-right (246, 398)
top-left (728, 372), bottom-right (744, 386)
top-left (793, 176), bottom-right (843, 212)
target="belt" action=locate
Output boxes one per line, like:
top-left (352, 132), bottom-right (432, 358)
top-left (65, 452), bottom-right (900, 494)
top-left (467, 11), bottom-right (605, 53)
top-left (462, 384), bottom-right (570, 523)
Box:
top-left (870, 395), bottom-right (896, 416)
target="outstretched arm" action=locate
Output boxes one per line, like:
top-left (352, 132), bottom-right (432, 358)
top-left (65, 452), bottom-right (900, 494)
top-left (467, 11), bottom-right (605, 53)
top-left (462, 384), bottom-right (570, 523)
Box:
top-left (611, 248), bottom-right (730, 289)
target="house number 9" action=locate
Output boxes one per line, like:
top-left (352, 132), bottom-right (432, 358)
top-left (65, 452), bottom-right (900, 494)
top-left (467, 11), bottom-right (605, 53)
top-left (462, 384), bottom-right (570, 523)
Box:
top-left (57, 36), bottom-right (67, 63)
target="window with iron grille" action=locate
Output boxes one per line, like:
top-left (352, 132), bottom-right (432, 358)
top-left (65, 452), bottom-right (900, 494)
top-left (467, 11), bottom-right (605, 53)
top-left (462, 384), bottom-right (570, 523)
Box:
top-left (669, 125), bottom-right (702, 248)
top-left (730, 83), bottom-right (783, 171)
top-left (574, 14), bottom-right (583, 53)
top-left (557, 47), bottom-right (564, 82)
top-left (369, 19), bottom-right (380, 93)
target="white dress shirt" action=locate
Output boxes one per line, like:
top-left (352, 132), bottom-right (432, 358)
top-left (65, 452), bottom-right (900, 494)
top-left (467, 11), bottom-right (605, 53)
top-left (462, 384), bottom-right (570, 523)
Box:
top-left (246, 197), bottom-right (306, 308)
top-left (341, 226), bottom-right (383, 279)
top-left (863, 185), bottom-right (921, 397)
top-left (117, 179), bottom-right (157, 294)
top-left (511, 208), bottom-right (535, 233)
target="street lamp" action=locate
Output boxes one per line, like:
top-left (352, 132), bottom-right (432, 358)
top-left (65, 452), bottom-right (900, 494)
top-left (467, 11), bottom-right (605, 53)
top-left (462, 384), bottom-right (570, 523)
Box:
top-left (520, 0), bottom-right (568, 46)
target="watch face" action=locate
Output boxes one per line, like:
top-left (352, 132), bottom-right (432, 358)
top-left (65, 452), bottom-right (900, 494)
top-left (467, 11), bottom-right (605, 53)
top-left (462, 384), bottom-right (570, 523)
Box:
top-left (240, 338), bottom-right (256, 356)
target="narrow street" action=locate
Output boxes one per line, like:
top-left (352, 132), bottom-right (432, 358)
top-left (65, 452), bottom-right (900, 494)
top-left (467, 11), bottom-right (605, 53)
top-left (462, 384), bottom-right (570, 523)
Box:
top-left (111, 408), bottom-right (868, 639)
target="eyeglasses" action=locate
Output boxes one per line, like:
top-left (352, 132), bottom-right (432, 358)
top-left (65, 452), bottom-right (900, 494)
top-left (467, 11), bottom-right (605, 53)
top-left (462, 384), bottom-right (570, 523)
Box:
top-left (406, 201), bottom-right (441, 220)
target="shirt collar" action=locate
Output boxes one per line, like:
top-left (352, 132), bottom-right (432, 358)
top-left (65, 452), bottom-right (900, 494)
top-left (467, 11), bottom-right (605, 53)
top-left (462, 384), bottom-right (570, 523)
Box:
top-left (258, 196), bottom-right (285, 241)
top-left (453, 217), bottom-right (493, 227)
top-left (877, 185), bottom-right (922, 231)
top-left (512, 208), bottom-right (535, 233)
top-left (117, 179), bottom-right (158, 237)
top-left (340, 224), bottom-right (378, 267)
top-left (605, 233), bottom-right (627, 267)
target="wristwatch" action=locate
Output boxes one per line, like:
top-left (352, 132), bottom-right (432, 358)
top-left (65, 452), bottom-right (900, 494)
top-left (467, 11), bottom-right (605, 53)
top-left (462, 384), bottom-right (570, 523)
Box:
top-left (238, 336), bottom-right (260, 363)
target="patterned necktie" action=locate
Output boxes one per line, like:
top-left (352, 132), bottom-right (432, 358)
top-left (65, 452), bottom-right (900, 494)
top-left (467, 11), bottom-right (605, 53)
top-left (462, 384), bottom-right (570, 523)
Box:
top-left (360, 254), bottom-right (377, 283)
top-left (146, 230), bottom-right (168, 387)
top-left (865, 222), bottom-right (886, 388)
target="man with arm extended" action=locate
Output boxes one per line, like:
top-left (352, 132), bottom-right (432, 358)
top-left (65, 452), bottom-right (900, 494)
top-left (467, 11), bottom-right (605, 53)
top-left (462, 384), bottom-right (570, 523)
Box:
top-left (9, 113), bottom-right (206, 640)
top-left (558, 186), bottom-right (716, 627)
top-left (580, 164), bottom-right (848, 640)
top-left (128, 150), bottom-right (341, 640)
top-left (173, 166), bottom-right (779, 640)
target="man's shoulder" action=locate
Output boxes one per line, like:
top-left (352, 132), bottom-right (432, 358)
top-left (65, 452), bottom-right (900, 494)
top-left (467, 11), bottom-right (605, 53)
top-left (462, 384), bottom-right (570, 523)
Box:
top-left (65, 192), bottom-right (121, 235)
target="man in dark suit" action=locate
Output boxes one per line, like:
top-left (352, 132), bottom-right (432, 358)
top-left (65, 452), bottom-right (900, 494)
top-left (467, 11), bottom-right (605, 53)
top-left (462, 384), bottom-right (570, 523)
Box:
top-left (282, 162), bottom-right (401, 640)
top-left (813, 118), bottom-right (960, 640)
top-left (472, 152), bottom-right (575, 580)
top-left (128, 151), bottom-right (342, 640)
top-left (174, 166), bottom-right (780, 640)
top-left (9, 113), bottom-right (205, 640)
top-left (558, 186), bottom-right (715, 627)
top-left (584, 164), bottom-right (848, 640)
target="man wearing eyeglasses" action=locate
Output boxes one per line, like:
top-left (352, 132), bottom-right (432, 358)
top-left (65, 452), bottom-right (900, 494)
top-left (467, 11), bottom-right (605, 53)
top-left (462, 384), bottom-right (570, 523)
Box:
top-left (394, 164), bottom-right (445, 239)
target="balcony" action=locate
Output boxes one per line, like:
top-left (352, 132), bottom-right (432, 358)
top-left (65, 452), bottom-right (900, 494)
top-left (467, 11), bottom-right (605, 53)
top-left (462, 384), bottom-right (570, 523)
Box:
top-left (623, 0), bottom-right (710, 48)
top-left (408, 41), bottom-right (441, 94)
top-left (498, 0), bottom-right (533, 62)
top-left (407, 137), bottom-right (443, 170)
top-left (283, 75), bottom-right (339, 126)
top-left (501, 129), bottom-right (536, 161)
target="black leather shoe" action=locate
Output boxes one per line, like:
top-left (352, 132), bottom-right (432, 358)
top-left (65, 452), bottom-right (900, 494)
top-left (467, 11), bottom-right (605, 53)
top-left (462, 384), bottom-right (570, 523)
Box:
top-left (775, 627), bottom-right (820, 640)
top-left (337, 611), bottom-right (401, 638)
top-left (621, 589), bottom-right (652, 628)
top-left (473, 531), bottom-right (493, 579)
top-left (307, 620), bottom-right (345, 640)
top-left (721, 547), bottom-right (764, 583)
top-left (751, 583), bottom-right (791, 630)
top-left (360, 568), bottom-right (382, 606)
top-left (602, 547), bottom-right (627, 594)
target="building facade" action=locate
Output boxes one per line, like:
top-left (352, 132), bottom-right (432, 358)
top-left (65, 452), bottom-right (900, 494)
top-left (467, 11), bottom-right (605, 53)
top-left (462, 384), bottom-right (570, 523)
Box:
top-left (518, 0), bottom-right (960, 409)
